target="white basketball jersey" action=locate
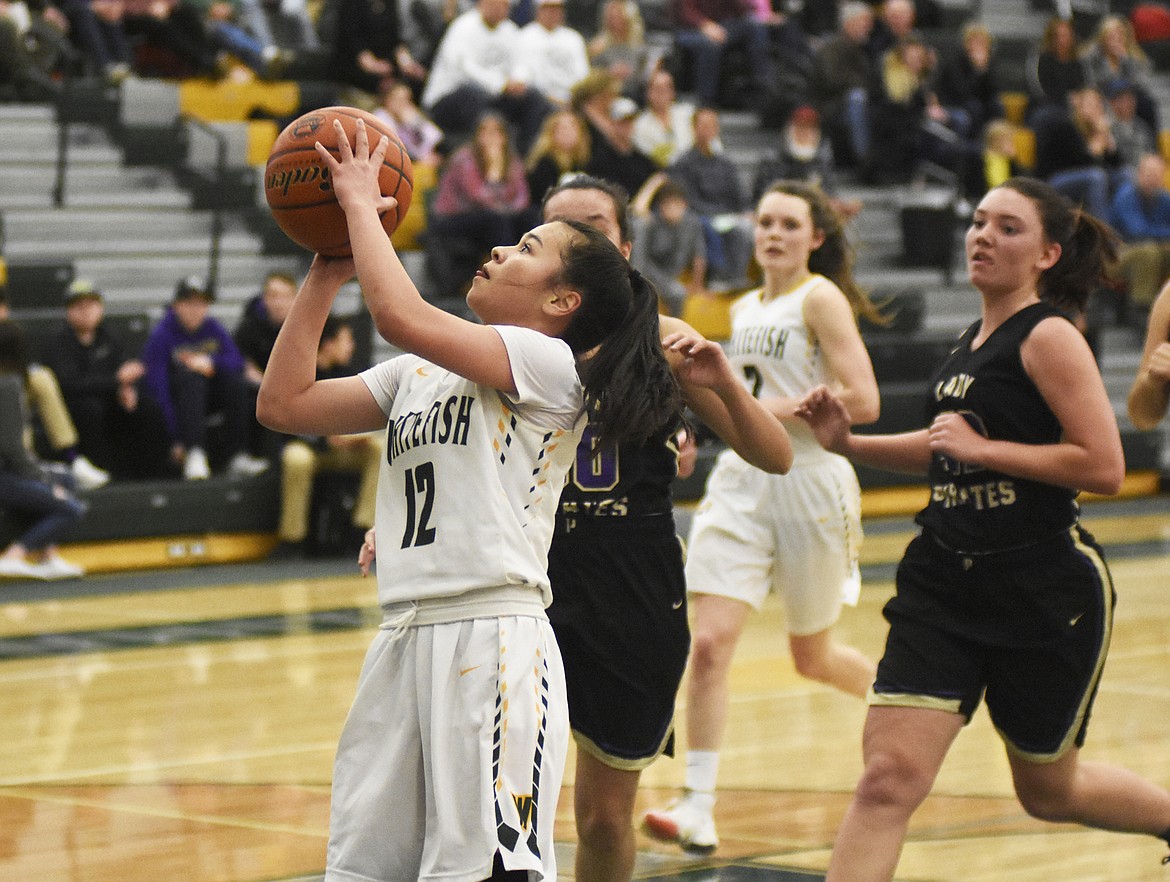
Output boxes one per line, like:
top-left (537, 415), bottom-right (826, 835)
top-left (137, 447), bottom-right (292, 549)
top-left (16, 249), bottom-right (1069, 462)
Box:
top-left (360, 326), bottom-right (586, 608)
top-left (727, 274), bottom-right (834, 461)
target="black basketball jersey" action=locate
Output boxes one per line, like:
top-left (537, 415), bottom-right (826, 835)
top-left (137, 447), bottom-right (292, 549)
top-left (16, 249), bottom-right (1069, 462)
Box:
top-left (915, 302), bottom-right (1080, 552)
top-left (555, 422), bottom-right (680, 533)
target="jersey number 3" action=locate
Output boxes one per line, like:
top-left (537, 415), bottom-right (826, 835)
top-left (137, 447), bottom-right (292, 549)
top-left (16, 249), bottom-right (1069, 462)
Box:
top-left (402, 461), bottom-right (437, 548)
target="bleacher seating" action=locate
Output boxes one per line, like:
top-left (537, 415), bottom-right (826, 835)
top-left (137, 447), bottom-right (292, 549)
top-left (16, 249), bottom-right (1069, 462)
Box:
top-left (2, 0), bottom-right (1168, 571)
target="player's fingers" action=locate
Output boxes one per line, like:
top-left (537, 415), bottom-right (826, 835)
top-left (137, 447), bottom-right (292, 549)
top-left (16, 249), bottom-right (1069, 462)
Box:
top-left (333, 118), bottom-right (353, 160)
top-left (352, 118), bottom-right (369, 160)
top-left (371, 134), bottom-right (390, 163)
top-left (314, 140), bottom-right (340, 168)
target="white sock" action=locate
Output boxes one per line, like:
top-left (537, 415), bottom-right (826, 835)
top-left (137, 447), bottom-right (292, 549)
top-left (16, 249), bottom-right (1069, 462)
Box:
top-left (684, 750), bottom-right (720, 807)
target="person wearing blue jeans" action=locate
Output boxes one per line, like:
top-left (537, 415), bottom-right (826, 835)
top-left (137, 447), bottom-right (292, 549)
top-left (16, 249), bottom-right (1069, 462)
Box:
top-left (0, 319), bottom-right (87, 582)
top-left (672, 0), bottom-right (771, 107)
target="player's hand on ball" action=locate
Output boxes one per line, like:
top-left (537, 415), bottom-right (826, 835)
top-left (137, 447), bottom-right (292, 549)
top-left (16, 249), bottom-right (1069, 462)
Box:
top-left (316, 119), bottom-right (400, 218)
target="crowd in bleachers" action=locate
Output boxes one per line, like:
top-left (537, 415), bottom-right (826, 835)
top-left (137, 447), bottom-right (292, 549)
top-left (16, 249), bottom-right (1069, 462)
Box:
top-left (6, 0), bottom-right (1170, 575)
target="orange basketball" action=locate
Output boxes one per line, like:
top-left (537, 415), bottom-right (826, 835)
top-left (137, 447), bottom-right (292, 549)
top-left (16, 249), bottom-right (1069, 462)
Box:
top-left (264, 106), bottom-right (413, 257)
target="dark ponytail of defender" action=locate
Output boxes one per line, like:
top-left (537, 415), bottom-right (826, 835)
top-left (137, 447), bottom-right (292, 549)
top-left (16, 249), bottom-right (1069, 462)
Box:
top-left (999, 176), bottom-right (1120, 313)
top-left (555, 220), bottom-right (682, 447)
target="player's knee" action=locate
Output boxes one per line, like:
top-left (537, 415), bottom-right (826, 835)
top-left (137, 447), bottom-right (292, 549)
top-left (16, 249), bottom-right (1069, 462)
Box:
top-left (688, 627), bottom-right (734, 675)
top-left (790, 646), bottom-right (832, 683)
top-left (853, 750), bottom-right (932, 814)
top-left (1015, 779), bottom-right (1074, 823)
top-left (575, 804), bottom-right (630, 849)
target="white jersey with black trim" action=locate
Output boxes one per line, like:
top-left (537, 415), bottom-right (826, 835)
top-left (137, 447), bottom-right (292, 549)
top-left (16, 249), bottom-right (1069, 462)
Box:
top-left (360, 325), bottom-right (586, 609)
top-left (726, 274), bottom-right (836, 463)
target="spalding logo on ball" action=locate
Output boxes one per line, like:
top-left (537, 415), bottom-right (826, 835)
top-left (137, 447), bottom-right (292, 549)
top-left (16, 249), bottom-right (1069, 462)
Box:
top-left (265, 106), bottom-right (414, 257)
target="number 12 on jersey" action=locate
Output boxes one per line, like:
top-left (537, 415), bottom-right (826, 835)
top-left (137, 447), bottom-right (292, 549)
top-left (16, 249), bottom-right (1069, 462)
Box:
top-left (402, 461), bottom-right (437, 548)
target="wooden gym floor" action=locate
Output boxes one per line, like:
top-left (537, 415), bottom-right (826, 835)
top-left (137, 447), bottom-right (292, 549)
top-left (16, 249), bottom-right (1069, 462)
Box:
top-left (1, 495), bottom-right (1169, 882)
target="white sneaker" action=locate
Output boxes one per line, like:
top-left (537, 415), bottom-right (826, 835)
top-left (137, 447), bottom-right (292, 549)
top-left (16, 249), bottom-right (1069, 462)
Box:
top-left (0, 557), bottom-right (46, 580)
top-left (228, 452), bottom-right (270, 477)
top-left (184, 447), bottom-right (211, 480)
top-left (32, 554), bottom-right (85, 580)
top-left (72, 455), bottom-right (110, 490)
top-left (642, 794), bottom-right (719, 854)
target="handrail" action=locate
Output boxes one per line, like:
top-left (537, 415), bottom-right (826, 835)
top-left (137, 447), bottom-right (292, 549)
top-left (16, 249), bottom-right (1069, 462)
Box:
top-left (52, 72), bottom-right (73, 208)
top-left (182, 116), bottom-right (228, 295)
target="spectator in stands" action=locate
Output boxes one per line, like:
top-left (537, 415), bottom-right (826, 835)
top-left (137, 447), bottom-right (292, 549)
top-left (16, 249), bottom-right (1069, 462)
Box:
top-left (234, 270), bottom-right (296, 461)
top-left (932, 21), bottom-right (1002, 145)
top-left (866, 32), bottom-right (936, 185)
top-left (585, 93), bottom-right (658, 199)
top-left (964, 117), bottom-right (1026, 201)
top-left (1128, 279), bottom-right (1170, 429)
top-left (420, 0), bottom-right (550, 154)
top-left (1026, 15), bottom-right (1087, 124)
top-left (1110, 151), bottom-right (1170, 315)
top-left (865, 0), bottom-right (917, 65)
top-left (1083, 13), bottom-right (1159, 135)
top-left (0, 0), bottom-right (67, 99)
top-left (810, 0), bottom-right (876, 169)
top-left (632, 66), bottom-right (696, 167)
top-left (630, 173), bottom-right (707, 316)
top-left (396, 0), bottom-right (465, 70)
top-left (1033, 85), bottom-right (1122, 221)
top-left (121, 0), bottom-right (219, 78)
top-left (186, 0), bottom-right (305, 79)
top-left (668, 105), bottom-right (753, 289)
top-left (0, 287), bottom-right (110, 491)
top-left (236, 0), bottom-right (322, 76)
top-left (328, 0), bottom-right (427, 100)
top-left (1104, 77), bottom-right (1156, 174)
top-left (272, 315), bottom-right (382, 558)
top-left (670, 0), bottom-right (773, 110)
top-left (570, 66), bottom-right (621, 156)
top-left (0, 319), bottom-right (86, 581)
top-left (751, 104), bottom-right (862, 222)
top-left (373, 79), bottom-right (445, 164)
top-left (45, 279), bottom-right (171, 480)
top-left (587, 0), bottom-right (652, 99)
top-left (525, 107), bottom-right (591, 208)
top-left (57, 0), bottom-right (134, 83)
top-left (426, 111), bottom-right (530, 300)
top-left (142, 276), bottom-right (270, 481)
top-left (516, 0), bottom-right (590, 109)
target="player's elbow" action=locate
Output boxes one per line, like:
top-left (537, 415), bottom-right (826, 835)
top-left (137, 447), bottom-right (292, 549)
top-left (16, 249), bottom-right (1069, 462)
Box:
top-left (255, 387), bottom-right (289, 433)
top-left (1084, 456), bottom-right (1125, 496)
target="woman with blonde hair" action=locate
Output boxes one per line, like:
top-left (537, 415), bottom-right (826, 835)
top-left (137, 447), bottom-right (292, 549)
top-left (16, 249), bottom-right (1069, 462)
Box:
top-left (525, 108), bottom-right (591, 207)
top-left (1083, 13), bottom-right (1159, 132)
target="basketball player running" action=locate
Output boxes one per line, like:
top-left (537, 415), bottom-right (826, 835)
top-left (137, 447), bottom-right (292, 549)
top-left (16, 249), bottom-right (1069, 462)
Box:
top-left (258, 119), bottom-right (683, 882)
top-left (799, 177), bottom-right (1170, 879)
top-left (540, 175), bottom-right (793, 882)
top-left (644, 181), bottom-right (883, 854)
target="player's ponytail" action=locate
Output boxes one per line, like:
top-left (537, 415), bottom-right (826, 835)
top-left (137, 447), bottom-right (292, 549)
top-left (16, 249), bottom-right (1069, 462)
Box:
top-left (997, 176), bottom-right (1120, 312)
top-left (557, 221), bottom-right (682, 447)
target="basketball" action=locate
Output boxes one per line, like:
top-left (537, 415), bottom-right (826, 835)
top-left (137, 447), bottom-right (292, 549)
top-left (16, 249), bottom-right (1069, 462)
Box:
top-left (264, 106), bottom-right (414, 257)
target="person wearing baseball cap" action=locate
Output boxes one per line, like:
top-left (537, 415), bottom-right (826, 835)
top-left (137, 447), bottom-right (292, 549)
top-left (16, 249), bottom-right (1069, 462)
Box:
top-left (141, 275), bottom-right (269, 480)
top-left (46, 279), bottom-right (172, 481)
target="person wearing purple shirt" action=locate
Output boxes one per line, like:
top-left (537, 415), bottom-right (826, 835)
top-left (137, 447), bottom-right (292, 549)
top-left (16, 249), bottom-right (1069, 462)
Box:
top-left (142, 276), bottom-right (269, 480)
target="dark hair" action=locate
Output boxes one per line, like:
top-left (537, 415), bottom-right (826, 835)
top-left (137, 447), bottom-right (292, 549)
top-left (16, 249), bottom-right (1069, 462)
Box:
top-left (471, 111), bottom-right (517, 177)
top-left (759, 180), bottom-right (886, 325)
top-left (0, 319), bottom-right (30, 379)
top-left (650, 179), bottom-right (687, 213)
top-left (995, 176), bottom-right (1119, 312)
top-left (540, 174), bottom-right (632, 245)
top-left (554, 219), bottom-right (681, 446)
top-left (320, 313), bottom-right (351, 346)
